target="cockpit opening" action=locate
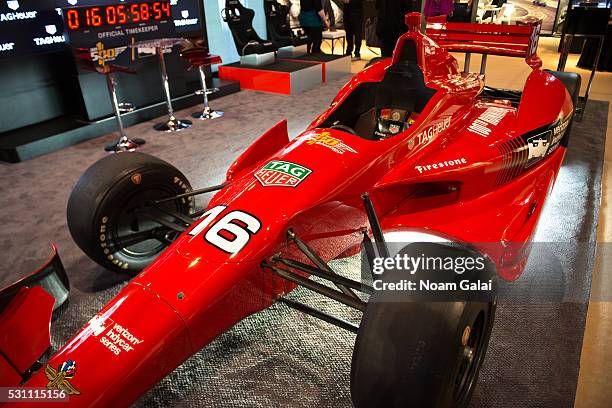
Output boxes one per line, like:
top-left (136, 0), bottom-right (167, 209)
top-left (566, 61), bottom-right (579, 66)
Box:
top-left (319, 43), bottom-right (437, 141)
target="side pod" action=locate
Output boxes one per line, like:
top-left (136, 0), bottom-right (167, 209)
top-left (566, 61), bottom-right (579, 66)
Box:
top-left (226, 119), bottom-right (289, 181)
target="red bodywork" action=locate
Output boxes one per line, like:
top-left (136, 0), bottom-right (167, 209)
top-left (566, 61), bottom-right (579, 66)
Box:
top-left (15, 14), bottom-right (573, 406)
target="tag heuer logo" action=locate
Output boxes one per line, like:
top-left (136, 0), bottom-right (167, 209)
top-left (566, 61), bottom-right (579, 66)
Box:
top-left (255, 160), bottom-right (311, 187)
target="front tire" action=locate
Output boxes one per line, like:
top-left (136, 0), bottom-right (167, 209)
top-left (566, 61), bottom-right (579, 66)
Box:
top-left (67, 152), bottom-right (194, 274)
top-left (351, 300), bottom-right (495, 408)
top-left (351, 242), bottom-right (497, 408)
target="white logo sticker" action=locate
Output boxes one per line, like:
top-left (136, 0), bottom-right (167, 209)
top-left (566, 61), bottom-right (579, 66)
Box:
top-left (6, 0), bottom-right (19, 11)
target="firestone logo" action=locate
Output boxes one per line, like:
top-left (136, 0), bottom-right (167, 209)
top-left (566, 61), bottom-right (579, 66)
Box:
top-left (415, 157), bottom-right (468, 174)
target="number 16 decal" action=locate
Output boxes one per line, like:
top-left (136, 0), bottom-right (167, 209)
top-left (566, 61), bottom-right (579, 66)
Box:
top-left (188, 205), bottom-right (262, 254)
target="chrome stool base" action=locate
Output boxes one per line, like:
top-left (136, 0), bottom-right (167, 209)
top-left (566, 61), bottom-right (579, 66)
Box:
top-left (117, 102), bottom-right (135, 113)
top-left (154, 116), bottom-right (193, 132)
top-left (105, 136), bottom-right (146, 152)
top-left (192, 107), bottom-right (224, 120)
top-left (195, 88), bottom-right (220, 96)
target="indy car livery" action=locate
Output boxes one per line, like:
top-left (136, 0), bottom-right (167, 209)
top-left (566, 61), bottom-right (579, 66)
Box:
top-left (1, 12), bottom-right (580, 408)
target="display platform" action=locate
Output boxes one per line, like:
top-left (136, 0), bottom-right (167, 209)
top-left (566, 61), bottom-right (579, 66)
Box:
top-left (0, 78), bottom-right (240, 163)
top-left (218, 60), bottom-right (322, 95)
top-left (278, 54), bottom-right (351, 82)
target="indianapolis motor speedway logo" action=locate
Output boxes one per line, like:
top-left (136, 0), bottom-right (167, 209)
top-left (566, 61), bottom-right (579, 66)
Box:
top-left (254, 160), bottom-right (312, 187)
top-left (45, 360), bottom-right (81, 395)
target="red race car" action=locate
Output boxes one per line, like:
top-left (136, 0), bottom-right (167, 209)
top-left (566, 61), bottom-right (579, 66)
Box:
top-left (1, 13), bottom-right (580, 408)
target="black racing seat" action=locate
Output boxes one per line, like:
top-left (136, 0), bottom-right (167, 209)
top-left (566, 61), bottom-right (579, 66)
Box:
top-left (320, 40), bottom-right (437, 140)
top-left (264, 0), bottom-right (309, 48)
top-left (374, 62), bottom-right (436, 114)
top-left (365, 61), bottom-right (436, 139)
top-left (222, 0), bottom-right (277, 56)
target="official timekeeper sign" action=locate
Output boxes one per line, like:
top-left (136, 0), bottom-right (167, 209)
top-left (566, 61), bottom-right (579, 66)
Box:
top-left (62, 0), bottom-right (176, 48)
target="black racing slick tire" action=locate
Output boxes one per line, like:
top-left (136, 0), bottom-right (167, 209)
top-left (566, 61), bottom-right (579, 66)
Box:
top-left (351, 243), bottom-right (496, 408)
top-left (351, 300), bottom-right (495, 408)
top-left (67, 152), bottom-right (194, 274)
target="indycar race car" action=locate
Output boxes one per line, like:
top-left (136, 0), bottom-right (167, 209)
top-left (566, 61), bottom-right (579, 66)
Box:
top-left (0, 12), bottom-right (580, 408)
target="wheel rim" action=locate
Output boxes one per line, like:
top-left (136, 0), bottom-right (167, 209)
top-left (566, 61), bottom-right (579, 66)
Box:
top-left (111, 185), bottom-right (190, 262)
top-left (453, 307), bottom-right (488, 403)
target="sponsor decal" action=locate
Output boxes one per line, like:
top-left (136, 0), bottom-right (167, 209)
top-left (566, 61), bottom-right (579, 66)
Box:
top-left (1, 1), bottom-right (43, 22)
top-left (88, 315), bottom-right (144, 356)
top-left (496, 114), bottom-right (572, 184)
top-left (410, 116), bottom-right (451, 149)
top-left (467, 107), bottom-right (509, 137)
top-left (45, 360), bottom-right (81, 395)
top-left (415, 158), bottom-right (467, 174)
top-left (33, 34), bottom-right (65, 46)
top-left (255, 160), bottom-right (312, 187)
top-left (1, 10), bottom-right (36, 22)
top-left (67, 0), bottom-right (78, 5)
top-left (131, 173), bottom-right (142, 185)
top-left (174, 15), bottom-right (198, 26)
top-left (303, 132), bottom-right (357, 154)
top-left (389, 123), bottom-right (401, 135)
top-left (45, 24), bottom-right (57, 35)
top-left (527, 135), bottom-right (549, 161)
top-left (525, 114), bottom-right (571, 166)
top-left (0, 42), bottom-right (14, 52)
top-left (89, 42), bottom-right (127, 66)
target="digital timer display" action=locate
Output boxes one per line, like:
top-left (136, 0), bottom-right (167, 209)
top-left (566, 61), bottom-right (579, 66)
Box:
top-left (64, 1), bottom-right (172, 31)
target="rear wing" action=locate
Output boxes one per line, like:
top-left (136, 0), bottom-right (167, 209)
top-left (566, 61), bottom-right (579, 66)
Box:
top-left (425, 19), bottom-right (542, 74)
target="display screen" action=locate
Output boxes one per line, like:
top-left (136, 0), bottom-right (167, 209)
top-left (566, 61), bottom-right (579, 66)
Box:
top-left (61, 0), bottom-right (177, 49)
top-left (171, 0), bottom-right (203, 33)
top-left (64, 1), bottom-right (172, 31)
top-left (0, 1), bottom-right (67, 59)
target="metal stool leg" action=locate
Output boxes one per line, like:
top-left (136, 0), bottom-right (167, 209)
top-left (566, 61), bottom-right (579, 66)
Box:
top-left (577, 35), bottom-right (605, 121)
top-left (154, 47), bottom-right (192, 132)
top-left (192, 65), bottom-right (224, 120)
top-left (104, 72), bottom-right (145, 152)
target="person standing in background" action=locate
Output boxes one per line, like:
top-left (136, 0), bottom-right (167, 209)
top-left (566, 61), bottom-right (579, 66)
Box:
top-left (375, 0), bottom-right (417, 57)
top-left (323, 0), bottom-right (336, 30)
top-left (300, 0), bottom-right (331, 54)
top-left (424, 0), bottom-right (454, 18)
top-left (343, 0), bottom-right (364, 60)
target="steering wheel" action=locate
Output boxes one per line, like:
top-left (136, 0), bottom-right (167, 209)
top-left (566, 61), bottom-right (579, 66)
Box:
top-left (330, 124), bottom-right (357, 135)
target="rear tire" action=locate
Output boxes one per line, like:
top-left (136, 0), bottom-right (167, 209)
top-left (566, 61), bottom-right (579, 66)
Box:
top-left (545, 69), bottom-right (581, 143)
top-left (67, 152), bottom-right (194, 274)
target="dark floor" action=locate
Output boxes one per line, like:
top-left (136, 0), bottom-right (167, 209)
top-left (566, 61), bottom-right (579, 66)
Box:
top-left (0, 77), bottom-right (608, 407)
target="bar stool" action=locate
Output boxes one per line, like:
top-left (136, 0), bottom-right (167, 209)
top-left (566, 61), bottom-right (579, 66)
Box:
top-left (132, 38), bottom-right (193, 132)
top-left (180, 39), bottom-right (224, 120)
top-left (75, 48), bottom-right (145, 152)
